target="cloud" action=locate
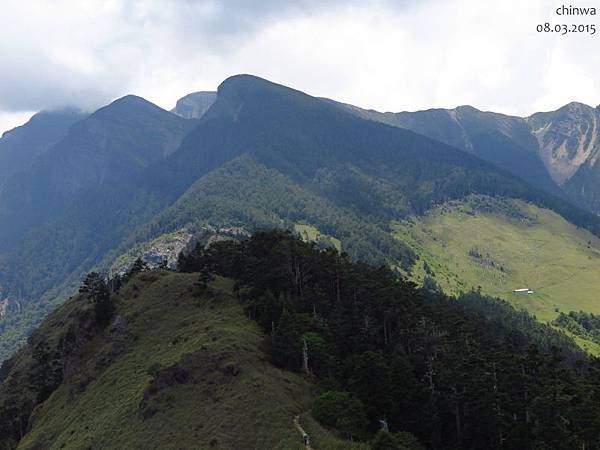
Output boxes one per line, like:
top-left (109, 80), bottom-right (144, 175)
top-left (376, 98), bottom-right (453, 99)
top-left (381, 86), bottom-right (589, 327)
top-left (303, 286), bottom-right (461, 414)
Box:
top-left (229, 0), bottom-right (599, 116)
top-left (0, 0), bottom-right (365, 113)
top-left (0, 111), bottom-right (35, 137)
top-left (0, 0), bottom-right (599, 135)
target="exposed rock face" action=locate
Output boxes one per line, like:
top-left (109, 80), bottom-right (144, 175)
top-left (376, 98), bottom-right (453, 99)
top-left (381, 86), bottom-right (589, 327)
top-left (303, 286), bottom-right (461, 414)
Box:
top-left (171, 92), bottom-right (217, 119)
top-left (110, 229), bottom-right (193, 274)
top-left (141, 230), bottom-right (193, 267)
top-left (527, 103), bottom-right (600, 185)
top-left (110, 226), bottom-right (252, 276)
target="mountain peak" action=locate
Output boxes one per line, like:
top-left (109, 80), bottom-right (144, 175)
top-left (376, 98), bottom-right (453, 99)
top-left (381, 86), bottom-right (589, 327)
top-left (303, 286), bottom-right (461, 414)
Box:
top-left (86, 95), bottom-right (178, 126)
top-left (529, 101), bottom-right (594, 119)
top-left (105, 94), bottom-right (160, 110)
top-left (171, 91), bottom-right (216, 119)
top-left (455, 105), bottom-right (480, 113)
top-left (171, 75), bottom-right (289, 121)
top-left (216, 74), bottom-right (310, 102)
top-left (1, 108), bottom-right (84, 139)
top-left (204, 74), bottom-right (328, 124)
top-left (559, 101), bottom-right (594, 115)
top-left (218, 74), bottom-right (275, 89)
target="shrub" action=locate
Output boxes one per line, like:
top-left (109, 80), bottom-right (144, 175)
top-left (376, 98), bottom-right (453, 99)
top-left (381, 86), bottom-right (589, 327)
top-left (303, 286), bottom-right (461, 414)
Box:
top-left (312, 391), bottom-right (368, 439)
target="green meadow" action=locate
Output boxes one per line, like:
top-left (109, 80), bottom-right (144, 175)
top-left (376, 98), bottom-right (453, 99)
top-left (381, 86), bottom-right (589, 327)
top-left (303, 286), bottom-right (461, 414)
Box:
top-left (17, 272), bottom-right (359, 450)
top-left (393, 196), bottom-right (600, 324)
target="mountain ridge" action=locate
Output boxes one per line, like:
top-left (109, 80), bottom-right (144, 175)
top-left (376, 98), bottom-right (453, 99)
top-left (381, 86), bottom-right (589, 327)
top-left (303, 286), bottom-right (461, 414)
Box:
top-left (0, 95), bottom-right (193, 249)
top-left (2, 231), bottom-right (598, 449)
top-left (2, 74), bottom-right (600, 363)
top-left (324, 97), bottom-right (600, 213)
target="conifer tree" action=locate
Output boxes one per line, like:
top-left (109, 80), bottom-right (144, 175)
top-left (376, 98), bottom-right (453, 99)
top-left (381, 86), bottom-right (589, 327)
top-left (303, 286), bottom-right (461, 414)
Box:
top-left (80, 272), bottom-right (113, 326)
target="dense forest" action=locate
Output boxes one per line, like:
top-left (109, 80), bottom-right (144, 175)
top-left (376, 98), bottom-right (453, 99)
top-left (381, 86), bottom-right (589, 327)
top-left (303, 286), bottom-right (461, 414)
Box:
top-left (178, 230), bottom-right (600, 450)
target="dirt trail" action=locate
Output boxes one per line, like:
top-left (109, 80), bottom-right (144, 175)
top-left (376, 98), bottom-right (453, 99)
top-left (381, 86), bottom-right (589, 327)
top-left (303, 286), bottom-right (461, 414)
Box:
top-left (293, 415), bottom-right (314, 449)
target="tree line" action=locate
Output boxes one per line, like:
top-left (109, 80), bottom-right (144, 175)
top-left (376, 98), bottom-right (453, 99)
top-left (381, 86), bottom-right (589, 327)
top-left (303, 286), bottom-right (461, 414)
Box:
top-left (179, 230), bottom-right (600, 449)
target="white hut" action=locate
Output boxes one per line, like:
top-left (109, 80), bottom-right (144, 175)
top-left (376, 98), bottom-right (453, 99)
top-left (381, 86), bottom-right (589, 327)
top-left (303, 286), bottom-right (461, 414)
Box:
top-left (513, 288), bottom-right (534, 294)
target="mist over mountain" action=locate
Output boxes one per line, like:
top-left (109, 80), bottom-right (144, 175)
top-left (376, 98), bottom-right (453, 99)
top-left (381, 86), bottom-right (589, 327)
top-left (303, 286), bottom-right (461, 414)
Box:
top-left (0, 109), bottom-right (87, 190)
top-left (0, 96), bottom-right (192, 250)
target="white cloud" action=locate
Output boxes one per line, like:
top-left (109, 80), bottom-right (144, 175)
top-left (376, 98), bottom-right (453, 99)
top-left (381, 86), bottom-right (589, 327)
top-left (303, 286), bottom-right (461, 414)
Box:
top-left (0, 111), bottom-right (35, 137)
top-left (1, 0), bottom-right (599, 133)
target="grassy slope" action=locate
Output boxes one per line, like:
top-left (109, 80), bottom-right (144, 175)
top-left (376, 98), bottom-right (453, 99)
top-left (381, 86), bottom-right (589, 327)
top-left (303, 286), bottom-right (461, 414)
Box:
top-left (294, 224), bottom-right (342, 252)
top-left (17, 272), bottom-right (359, 450)
top-left (393, 197), bottom-right (600, 325)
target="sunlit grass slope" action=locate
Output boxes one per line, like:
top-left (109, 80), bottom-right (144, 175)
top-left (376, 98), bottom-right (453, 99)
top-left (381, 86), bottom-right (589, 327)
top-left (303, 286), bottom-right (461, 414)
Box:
top-left (393, 196), bottom-right (600, 323)
top-left (17, 272), bottom-right (358, 450)
top-left (294, 223), bottom-right (342, 252)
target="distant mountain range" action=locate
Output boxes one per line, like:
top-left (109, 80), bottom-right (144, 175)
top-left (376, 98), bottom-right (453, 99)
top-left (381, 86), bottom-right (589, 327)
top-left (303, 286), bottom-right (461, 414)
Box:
top-left (140, 85), bottom-right (600, 216)
top-left (325, 98), bottom-right (600, 214)
top-left (148, 85), bottom-right (600, 215)
top-left (1, 74), bottom-right (600, 360)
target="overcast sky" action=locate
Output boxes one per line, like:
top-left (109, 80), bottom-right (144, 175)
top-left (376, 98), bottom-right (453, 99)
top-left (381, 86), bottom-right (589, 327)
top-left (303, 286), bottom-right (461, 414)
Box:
top-left (1, 0), bottom-right (599, 134)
